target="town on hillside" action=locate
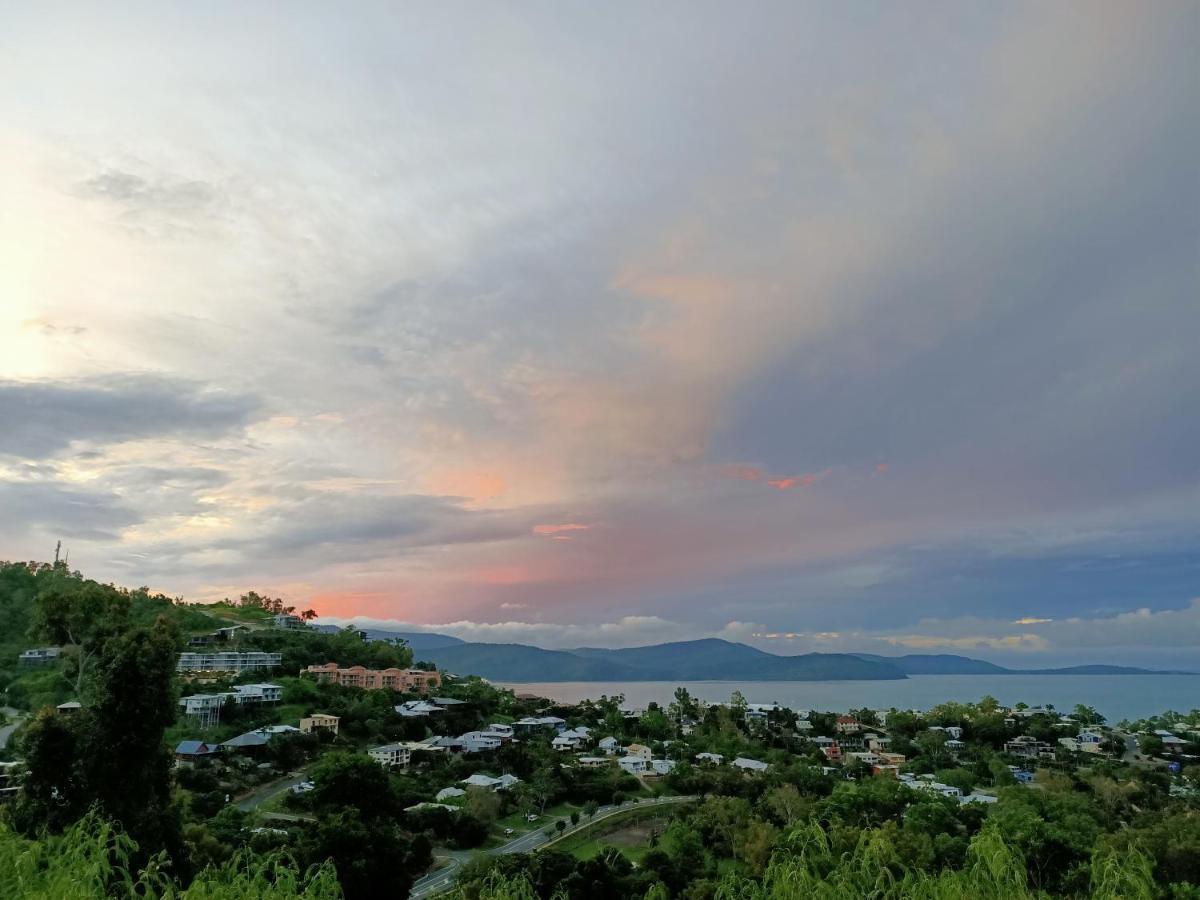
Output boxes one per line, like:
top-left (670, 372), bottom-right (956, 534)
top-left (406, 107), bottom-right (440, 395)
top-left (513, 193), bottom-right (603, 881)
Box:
top-left (0, 564), bottom-right (1197, 899)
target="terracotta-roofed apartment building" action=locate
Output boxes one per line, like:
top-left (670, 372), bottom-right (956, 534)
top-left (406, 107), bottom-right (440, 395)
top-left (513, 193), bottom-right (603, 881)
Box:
top-left (303, 662), bottom-right (441, 694)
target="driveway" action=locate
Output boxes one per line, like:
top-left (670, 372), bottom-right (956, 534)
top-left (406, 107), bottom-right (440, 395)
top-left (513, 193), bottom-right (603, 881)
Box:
top-left (0, 708), bottom-right (24, 751)
top-left (235, 773), bottom-right (308, 812)
top-left (409, 794), bottom-right (697, 898)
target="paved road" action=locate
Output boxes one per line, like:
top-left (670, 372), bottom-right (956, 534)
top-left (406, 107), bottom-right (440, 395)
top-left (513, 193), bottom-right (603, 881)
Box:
top-left (408, 795), bottom-right (697, 898)
top-left (235, 773), bottom-right (308, 812)
top-left (0, 708), bottom-right (24, 751)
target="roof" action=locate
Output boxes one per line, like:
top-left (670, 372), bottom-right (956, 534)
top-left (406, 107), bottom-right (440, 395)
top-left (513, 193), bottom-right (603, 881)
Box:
top-left (732, 757), bottom-right (769, 770)
top-left (222, 731), bottom-right (272, 749)
top-left (432, 697), bottom-right (466, 705)
top-left (176, 740), bottom-right (218, 755)
top-left (461, 773), bottom-right (502, 787)
top-left (436, 787), bottom-right (466, 800)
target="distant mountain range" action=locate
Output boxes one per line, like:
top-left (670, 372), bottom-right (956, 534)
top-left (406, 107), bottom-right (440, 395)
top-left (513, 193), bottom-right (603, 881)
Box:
top-left (333, 632), bottom-right (1187, 682)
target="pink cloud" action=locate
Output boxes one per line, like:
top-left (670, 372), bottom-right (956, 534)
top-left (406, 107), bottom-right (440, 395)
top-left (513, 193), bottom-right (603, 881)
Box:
top-left (767, 473), bottom-right (818, 490)
top-left (533, 523), bottom-right (591, 536)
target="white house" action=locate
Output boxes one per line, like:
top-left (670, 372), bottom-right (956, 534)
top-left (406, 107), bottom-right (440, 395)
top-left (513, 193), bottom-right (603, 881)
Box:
top-left (459, 731), bottom-right (504, 753)
top-left (598, 736), bottom-right (620, 755)
top-left (551, 728), bottom-right (592, 752)
top-left (945, 726), bottom-right (964, 740)
top-left (695, 752), bottom-right (724, 764)
top-left (618, 755), bottom-right (649, 775)
top-left (461, 773), bottom-right (521, 791)
top-left (513, 716), bottom-right (567, 734)
top-left (624, 743), bottom-right (652, 760)
top-left (577, 757), bottom-right (609, 768)
top-left (370, 743), bottom-right (418, 768)
top-left (234, 683), bottom-right (283, 704)
top-left (649, 758), bottom-right (676, 775)
top-left (396, 700), bottom-right (443, 717)
top-left (486, 723), bottom-right (515, 739)
top-left (732, 757), bottom-right (769, 773)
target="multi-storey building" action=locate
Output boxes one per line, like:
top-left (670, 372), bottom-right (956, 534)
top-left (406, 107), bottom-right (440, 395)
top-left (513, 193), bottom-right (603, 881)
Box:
top-left (301, 663), bottom-right (440, 693)
top-left (176, 651), bottom-right (283, 674)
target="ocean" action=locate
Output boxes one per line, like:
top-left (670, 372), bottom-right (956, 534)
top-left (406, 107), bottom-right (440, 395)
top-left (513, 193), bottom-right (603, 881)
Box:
top-left (499, 674), bottom-right (1200, 722)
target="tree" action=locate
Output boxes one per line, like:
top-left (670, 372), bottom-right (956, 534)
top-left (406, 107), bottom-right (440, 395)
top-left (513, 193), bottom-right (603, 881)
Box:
top-left (34, 578), bottom-right (130, 697)
top-left (15, 614), bottom-right (184, 868)
top-left (301, 609), bottom-right (318, 621)
top-left (465, 787), bottom-right (502, 827)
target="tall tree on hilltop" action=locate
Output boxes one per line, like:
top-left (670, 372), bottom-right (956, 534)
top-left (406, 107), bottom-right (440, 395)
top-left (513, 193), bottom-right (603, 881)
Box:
top-left (33, 577), bottom-right (131, 697)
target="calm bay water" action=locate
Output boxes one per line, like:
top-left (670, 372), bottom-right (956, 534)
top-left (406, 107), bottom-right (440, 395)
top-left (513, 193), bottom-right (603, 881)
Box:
top-left (500, 674), bottom-right (1200, 722)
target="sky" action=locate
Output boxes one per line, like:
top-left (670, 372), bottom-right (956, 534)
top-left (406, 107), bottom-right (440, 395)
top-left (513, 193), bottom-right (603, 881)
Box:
top-left (2, 2), bottom-right (1198, 668)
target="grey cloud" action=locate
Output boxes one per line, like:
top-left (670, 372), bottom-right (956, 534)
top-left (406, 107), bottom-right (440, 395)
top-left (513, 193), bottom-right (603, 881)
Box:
top-left (0, 376), bottom-right (262, 458)
top-left (0, 480), bottom-right (142, 541)
top-left (77, 170), bottom-right (218, 213)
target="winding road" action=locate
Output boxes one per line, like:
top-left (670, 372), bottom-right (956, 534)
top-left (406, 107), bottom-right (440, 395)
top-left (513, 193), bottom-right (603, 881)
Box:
top-left (408, 794), bottom-right (697, 898)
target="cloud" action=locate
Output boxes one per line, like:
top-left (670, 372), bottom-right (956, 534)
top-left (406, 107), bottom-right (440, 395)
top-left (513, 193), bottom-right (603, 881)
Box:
top-left (533, 523), bottom-right (590, 536)
top-left (0, 376), bottom-right (261, 458)
top-left (0, 479), bottom-right (141, 541)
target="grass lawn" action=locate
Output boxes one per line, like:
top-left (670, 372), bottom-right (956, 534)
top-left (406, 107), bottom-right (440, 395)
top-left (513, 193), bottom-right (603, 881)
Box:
top-left (553, 808), bottom-right (673, 861)
top-left (495, 801), bottom-right (581, 837)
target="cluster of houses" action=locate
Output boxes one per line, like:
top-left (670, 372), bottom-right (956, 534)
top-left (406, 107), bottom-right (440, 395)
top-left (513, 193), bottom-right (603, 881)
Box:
top-left (175, 724), bottom-right (301, 763)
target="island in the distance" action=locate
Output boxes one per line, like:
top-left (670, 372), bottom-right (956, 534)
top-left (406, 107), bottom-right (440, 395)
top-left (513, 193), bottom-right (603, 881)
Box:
top-left (317, 630), bottom-right (1192, 682)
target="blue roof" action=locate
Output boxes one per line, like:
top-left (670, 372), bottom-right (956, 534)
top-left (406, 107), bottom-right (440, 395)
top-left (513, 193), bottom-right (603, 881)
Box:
top-left (176, 740), bottom-right (217, 755)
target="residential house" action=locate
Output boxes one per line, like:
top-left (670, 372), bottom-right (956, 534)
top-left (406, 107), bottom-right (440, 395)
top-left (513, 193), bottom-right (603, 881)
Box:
top-left (618, 755), bottom-right (648, 775)
top-left (460, 773), bottom-right (521, 791)
top-left (56, 701), bottom-right (81, 716)
top-left (512, 716), bottom-right (567, 734)
top-left (485, 723), bottom-right (515, 739)
top-left (432, 697), bottom-right (467, 708)
top-left (598, 736), bottom-right (620, 755)
top-left (1058, 732), bottom-right (1104, 753)
top-left (551, 728), bottom-right (592, 752)
top-left (175, 740), bottom-right (222, 763)
top-left (794, 719), bottom-right (813, 732)
top-left (459, 731), bottom-right (504, 753)
top-left (866, 735), bottom-right (891, 752)
top-left (624, 743), bottom-right (652, 760)
top-left (302, 663), bottom-right (441, 694)
top-left (879, 752), bottom-right (907, 766)
top-left (944, 726), bottom-right (964, 740)
top-left (177, 651), bottom-right (283, 674)
top-left (300, 714), bottom-right (339, 735)
top-left (234, 683), bottom-right (282, 704)
top-left (396, 700), bottom-right (443, 717)
top-left (732, 757), bottom-right (769, 773)
top-left (846, 751), bottom-right (882, 766)
top-left (872, 765), bottom-right (901, 778)
top-left (1159, 734), bottom-right (1187, 753)
top-left (695, 752), bottom-right (724, 765)
top-left (649, 759), bottom-right (676, 776)
top-left (836, 716), bottom-right (861, 735)
top-left (18, 647), bottom-right (60, 666)
top-left (945, 739), bottom-right (967, 754)
top-left (221, 730), bottom-right (274, 755)
top-left (745, 703), bottom-right (781, 721)
top-left (961, 793), bottom-right (999, 805)
top-left (1004, 736), bottom-right (1054, 758)
top-left (577, 757), bottom-right (609, 769)
top-left (271, 613), bottom-right (305, 629)
top-left (370, 742), bottom-right (420, 768)
top-left (436, 787), bottom-right (466, 801)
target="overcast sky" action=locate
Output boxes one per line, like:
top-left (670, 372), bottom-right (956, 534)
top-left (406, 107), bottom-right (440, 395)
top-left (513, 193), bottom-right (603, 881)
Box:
top-left (2, 2), bottom-right (1198, 666)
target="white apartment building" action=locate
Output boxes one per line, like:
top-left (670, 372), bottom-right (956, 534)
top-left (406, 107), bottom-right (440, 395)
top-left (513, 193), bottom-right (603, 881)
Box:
top-left (176, 651), bottom-right (283, 674)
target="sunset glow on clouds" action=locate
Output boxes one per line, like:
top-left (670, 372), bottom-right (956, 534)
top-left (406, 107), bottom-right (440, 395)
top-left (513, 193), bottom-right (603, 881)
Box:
top-left (2, 2), bottom-right (1198, 667)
